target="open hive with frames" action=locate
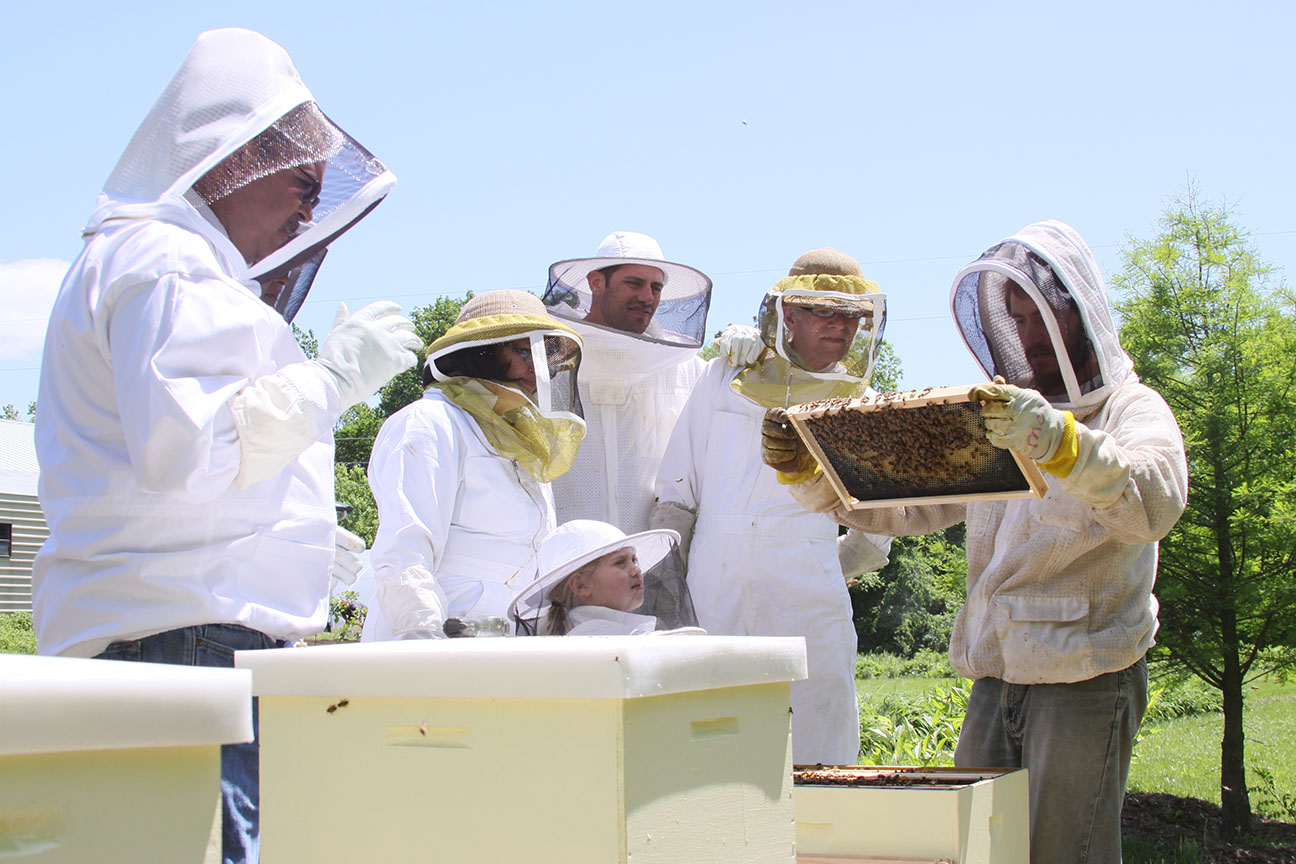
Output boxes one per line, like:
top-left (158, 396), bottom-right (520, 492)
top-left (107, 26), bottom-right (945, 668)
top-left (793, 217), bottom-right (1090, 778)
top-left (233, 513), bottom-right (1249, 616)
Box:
top-left (785, 385), bottom-right (1047, 510)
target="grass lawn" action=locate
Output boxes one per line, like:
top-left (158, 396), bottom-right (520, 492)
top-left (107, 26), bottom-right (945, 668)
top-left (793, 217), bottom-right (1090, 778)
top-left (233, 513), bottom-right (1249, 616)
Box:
top-left (1129, 678), bottom-right (1296, 820)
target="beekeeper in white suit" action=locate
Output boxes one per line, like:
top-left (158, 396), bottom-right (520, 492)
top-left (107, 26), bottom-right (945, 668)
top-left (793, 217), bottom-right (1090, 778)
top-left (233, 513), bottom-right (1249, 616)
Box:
top-left (542, 232), bottom-right (712, 532)
top-left (363, 290), bottom-right (585, 640)
top-left (652, 247), bottom-right (890, 766)
top-left (31, 28), bottom-right (419, 862)
top-left (766, 221), bottom-right (1188, 862)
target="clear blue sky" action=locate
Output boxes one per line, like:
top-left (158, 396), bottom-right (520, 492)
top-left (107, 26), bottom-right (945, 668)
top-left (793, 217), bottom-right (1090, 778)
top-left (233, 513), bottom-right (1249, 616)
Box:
top-left (3, 1), bottom-right (1293, 415)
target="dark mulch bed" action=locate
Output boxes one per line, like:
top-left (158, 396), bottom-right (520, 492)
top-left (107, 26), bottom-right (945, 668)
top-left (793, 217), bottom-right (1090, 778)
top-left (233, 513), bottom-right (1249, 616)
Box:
top-left (1124, 792), bottom-right (1296, 862)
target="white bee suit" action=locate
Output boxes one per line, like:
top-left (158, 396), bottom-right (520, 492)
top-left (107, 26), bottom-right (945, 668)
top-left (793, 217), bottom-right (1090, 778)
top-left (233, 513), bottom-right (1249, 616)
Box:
top-left (654, 359), bottom-right (862, 765)
top-left (551, 320), bottom-right (704, 532)
top-left (31, 28), bottom-right (400, 658)
top-left (363, 390), bottom-right (556, 641)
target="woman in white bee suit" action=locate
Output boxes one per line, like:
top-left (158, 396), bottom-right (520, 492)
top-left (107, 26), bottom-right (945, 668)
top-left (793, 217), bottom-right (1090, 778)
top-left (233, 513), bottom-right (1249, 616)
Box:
top-left (363, 291), bottom-right (586, 640)
top-left (769, 221), bottom-right (1188, 862)
top-left (542, 232), bottom-right (712, 533)
top-left (507, 520), bottom-right (700, 636)
top-left (31, 28), bottom-right (419, 864)
top-left (652, 248), bottom-right (890, 766)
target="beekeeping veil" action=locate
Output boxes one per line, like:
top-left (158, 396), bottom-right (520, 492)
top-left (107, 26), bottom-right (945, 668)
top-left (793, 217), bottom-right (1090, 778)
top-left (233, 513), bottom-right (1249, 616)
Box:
top-left (542, 232), bottom-right (712, 380)
top-left (735, 247), bottom-right (887, 408)
top-left (84, 27), bottom-right (395, 322)
top-left (508, 520), bottom-right (696, 636)
top-left (950, 220), bottom-right (1133, 413)
top-left (425, 290), bottom-right (585, 482)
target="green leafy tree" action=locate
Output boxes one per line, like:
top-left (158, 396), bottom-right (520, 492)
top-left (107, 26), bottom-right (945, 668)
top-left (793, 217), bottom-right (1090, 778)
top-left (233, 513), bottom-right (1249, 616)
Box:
top-left (851, 524), bottom-right (967, 655)
top-left (334, 464), bottom-right (378, 546)
top-left (1114, 188), bottom-right (1296, 838)
top-left (0, 404), bottom-right (19, 421)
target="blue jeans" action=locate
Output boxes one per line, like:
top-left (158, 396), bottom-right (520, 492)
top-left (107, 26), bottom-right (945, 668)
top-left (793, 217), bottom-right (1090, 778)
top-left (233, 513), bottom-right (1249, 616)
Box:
top-left (96, 624), bottom-right (284, 864)
top-left (954, 656), bottom-right (1149, 864)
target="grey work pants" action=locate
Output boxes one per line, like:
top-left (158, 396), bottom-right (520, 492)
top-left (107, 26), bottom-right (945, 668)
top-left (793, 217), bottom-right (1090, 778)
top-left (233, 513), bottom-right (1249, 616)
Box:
top-left (954, 656), bottom-right (1149, 864)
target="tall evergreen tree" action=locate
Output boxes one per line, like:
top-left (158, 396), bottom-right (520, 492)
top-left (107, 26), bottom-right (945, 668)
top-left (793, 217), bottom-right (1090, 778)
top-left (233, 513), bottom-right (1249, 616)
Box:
top-left (1115, 188), bottom-right (1296, 838)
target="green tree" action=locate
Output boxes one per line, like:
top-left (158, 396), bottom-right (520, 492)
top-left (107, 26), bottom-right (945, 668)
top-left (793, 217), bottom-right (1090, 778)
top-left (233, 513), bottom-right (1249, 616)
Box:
top-left (1114, 188), bottom-right (1296, 838)
top-left (0, 404), bottom-right (19, 421)
top-left (851, 524), bottom-right (966, 655)
top-left (334, 464), bottom-right (378, 546)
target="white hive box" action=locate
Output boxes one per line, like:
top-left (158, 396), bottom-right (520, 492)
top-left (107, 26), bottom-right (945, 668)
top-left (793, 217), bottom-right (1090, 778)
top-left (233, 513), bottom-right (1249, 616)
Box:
top-left (237, 636), bottom-right (807, 863)
top-left (793, 767), bottom-right (1030, 863)
top-left (0, 654), bottom-right (253, 863)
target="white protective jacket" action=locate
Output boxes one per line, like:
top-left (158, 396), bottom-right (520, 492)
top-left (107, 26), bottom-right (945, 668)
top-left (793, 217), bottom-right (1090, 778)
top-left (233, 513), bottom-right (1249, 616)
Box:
top-left (790, 221), bottom-right (1188, 684)
top-left (654, 358), bottom-right (862, 765)
top-left (363, 389), bottom-right (555, 640)
top-left (551, 320), bottom-right (704, 533)
top-left (32, 30), bottom-right (354, 658)
top-left (566, 606), bottom-right (659, 636)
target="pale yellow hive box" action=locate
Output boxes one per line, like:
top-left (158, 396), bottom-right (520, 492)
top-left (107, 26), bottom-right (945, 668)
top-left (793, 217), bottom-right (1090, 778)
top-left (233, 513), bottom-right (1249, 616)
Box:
top-left (793, 766), bottom-right (1030, 863)
top-left (0, 654), bottom-right (253, 863)
top-left (237, 635), bottom-right (808, 863)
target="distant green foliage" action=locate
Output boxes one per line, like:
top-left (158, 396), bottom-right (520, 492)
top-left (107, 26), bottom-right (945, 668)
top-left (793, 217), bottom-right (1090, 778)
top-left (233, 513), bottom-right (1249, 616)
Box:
top-left (855, 649), bottom-right (956, 680)
top-left (0, 612), bottom-right (36, 654)
top-left (334, 464), bottom-right (377, 547)
top-left (851, 524), bottom-right (967, 655)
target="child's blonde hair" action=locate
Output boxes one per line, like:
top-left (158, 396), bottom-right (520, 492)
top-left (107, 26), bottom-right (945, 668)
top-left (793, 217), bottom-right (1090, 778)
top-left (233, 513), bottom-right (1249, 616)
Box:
top-left (540, 559), bottom-right (601, 635)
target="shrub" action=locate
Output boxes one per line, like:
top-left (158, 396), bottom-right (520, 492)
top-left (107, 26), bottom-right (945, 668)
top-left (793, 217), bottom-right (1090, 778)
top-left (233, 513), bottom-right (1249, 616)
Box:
top-left (0, 612), bottom-right (37, 655)
top-left (858, 677), bottom-right (971, 766)
top-left (856, 649), bottom-right (956, 680)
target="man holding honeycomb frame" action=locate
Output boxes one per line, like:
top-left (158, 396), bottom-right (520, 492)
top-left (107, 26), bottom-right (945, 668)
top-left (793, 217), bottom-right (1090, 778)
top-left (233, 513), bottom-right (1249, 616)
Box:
top-left (765, 220), bottom-right (1188, 864)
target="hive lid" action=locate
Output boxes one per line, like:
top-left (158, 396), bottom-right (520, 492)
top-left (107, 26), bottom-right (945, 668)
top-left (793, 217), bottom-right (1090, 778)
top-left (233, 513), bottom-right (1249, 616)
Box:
top-left (0, 654), bottom-right (253, 756)
top-left (235, 636), bottom-right (808, 699)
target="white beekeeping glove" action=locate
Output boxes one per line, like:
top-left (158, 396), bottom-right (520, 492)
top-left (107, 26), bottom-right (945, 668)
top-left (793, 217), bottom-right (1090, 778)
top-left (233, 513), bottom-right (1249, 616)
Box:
top-left (229, 301), bottom-right (421, 488)
top-left (717, 324), bottom-right (765, 367)
top-left (838, 529), bottom-right (891, 579)
top-left (377, 564), bottom-right (449, 640)
top-left (331, 526), bottom-right (366, 587)
top-left (317, 301), bottom-right (423, 410)
top-left (970, 380), bottom-right (1074, 471)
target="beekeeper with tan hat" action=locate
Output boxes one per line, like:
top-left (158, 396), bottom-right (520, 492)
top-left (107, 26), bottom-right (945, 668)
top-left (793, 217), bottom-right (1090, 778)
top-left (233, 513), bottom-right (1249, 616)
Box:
top-left (652, 248), bottom-right (890, 765)
top-left (363, 290), bottom-right (585, 640)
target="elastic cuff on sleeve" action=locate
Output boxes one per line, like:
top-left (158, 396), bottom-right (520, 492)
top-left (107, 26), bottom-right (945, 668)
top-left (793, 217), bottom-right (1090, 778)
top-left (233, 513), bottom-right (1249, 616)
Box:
top-left (1038, 411), bottom-right (1079, 478)
top-left (778, 463), bottom-right (822, 486)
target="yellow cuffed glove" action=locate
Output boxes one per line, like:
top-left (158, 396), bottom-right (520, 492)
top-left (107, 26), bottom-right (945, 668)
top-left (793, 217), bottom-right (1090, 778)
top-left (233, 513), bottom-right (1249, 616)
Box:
top-left (761, 408), bottom-right (820, 484)
top-left (969, 381), bottom-right (1079, 478)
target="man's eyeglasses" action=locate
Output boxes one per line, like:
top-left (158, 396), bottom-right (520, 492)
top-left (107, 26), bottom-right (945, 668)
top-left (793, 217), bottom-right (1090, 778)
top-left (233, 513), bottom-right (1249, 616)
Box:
top-left (792, 305), bottom-right (866, 321)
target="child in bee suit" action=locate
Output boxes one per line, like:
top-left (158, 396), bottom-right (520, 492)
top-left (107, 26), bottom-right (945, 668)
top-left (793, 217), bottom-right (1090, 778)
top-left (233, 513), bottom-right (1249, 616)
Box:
top-left (765, 220), bottom-right (1188, 862)
top-left (508, 520), bottom-right (701, 636)
top-left (363, 290), bottom-right (586, 640)
top-left (652, 248), bottom-right (891, 766)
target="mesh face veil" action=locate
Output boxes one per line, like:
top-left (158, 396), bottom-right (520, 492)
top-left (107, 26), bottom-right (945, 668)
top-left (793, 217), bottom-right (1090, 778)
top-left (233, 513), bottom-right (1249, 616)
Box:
top-left (542, 232), bottom-right (713, 350)
top-left (424, 294), bottom-right (586, 482)
top-left (87, 28), bottom-right (396, 323)
top-left (951, 240), bottom-right (1102, 407)
top-left (735, 273), bottom-right (886, 408)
